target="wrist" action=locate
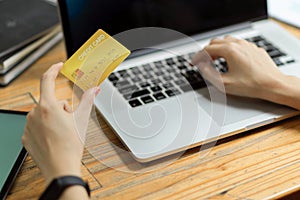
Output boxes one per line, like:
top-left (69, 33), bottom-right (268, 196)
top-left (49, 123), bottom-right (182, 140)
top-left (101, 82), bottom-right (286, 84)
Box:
top-left (258, 74), bottom-right (286, 100)
top-left (42, 157), bottom-right (82, 185)
top-left (259, 74), bottom-right (300, 110)
top-left (45, 168), bottom-right (81, 185)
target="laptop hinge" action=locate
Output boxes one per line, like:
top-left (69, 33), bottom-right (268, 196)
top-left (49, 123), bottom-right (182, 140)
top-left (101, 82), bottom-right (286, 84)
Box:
top-left (127, 22), bottom-right (253, 59)
top-left (192, 22), bottom-right (252, 41)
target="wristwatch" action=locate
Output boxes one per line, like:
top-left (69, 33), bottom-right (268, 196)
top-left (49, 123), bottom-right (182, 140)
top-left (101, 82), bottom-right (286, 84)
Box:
top-left (39, 175), bottom-right (91, 200)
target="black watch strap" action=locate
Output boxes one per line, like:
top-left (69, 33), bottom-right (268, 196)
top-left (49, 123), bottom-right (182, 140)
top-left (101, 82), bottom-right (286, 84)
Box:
top-left (39, 176), bottom-right (91, 200)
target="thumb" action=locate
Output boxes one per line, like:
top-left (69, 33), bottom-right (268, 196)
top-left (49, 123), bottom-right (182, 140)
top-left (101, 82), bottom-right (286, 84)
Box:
top-left (74, 87), bottom-right (100, 143)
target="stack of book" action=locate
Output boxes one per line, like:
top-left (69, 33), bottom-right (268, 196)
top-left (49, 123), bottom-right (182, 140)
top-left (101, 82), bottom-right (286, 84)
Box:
top-left (0, 0), bottom-right (62, 86)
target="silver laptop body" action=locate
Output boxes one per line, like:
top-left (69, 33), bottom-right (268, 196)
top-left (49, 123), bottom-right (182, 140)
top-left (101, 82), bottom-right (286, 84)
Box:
top-left (94, 18), bottom-right (300, 162)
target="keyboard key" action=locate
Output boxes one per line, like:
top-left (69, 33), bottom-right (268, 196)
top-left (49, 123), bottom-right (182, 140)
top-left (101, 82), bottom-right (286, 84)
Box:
top-left (180, 84), bottom-right (193, 92)
top-left (121, 73), bottom-right (131, 78)
top-left (155, 71), bottom-right (165, 76)
top-left (186, 70), bottom-right (196, 75)
top-left (140, 82), bottom-right (150, 88)
top-left (166, 68), bottom-right (177, 73)
top-left (165, 88), bottom-right (181, 97)
top-left (153, 92), bottom-right (166, 100)
top-left (182, 74), bottom-right (197, 83)
top-left (143, 74), bottom-right (153, 79)
top-left (256, 40), bottom-right (271, 47)
top-left (177, 56), bottom-right (186, 63)
top-left (130, 89), bottom-right (150, 98)
top-left (174, 73), bottom-right (183, 78)
top-left (162, 82), bottom-right (174, 89)
top-left (118, 70), bottom-right (128, 76)
top-left (280, 56), bottom-right (295, 64)
top-left (190, 80), bottom-right (207, 90)
top-left (166, 58), bottom-right (175, 65)
top-left (174, 79), bottom-right (186, 85)
top-left (249, 36), bottom-right (264, 43)
top-left (129, 99), bottom-right (142, 107)
top-left (265, 46), bottom-right (278, 53)
top-left (273, 58), bottom-right (284, 66)
top-left (114, 80), bottom-right (130, 88)
top-left (123, 93), bottom-right (134, 100)
top-left (151, 79), bottom-right (162, 85)
top-left (218, 58), bottom-right (228, 67)
top-left (154, 61), bottom-right (163, 68)
top-left (108, 73), bottom-right (119, 82)
top-left (219, 67), bottom-right (228, 73)
top-left (141, 96), bottom-right (155, 104)
top-left (177, 64), bottom-right (187, 70)
top-left (150, 85), bottom-right (162, 92)
top-left (131, 67), bottom-right (141, 74)
top-left (287, 59), bottom-right (295, 64)
top-left (143, 64), bottom-right (152, 71)
top-left (131, 76), bottom-right (142, 82)
top-left (163, 75), bottom-right (173, 81)
top-left (268, 50), bottom-right (285, 58)
top-left (119, 85), bottom-right (139, 94)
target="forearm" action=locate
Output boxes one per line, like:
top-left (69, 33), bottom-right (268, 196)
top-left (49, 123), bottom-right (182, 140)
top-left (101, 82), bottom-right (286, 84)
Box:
top-left (259, 75), bottom-right (300, 110)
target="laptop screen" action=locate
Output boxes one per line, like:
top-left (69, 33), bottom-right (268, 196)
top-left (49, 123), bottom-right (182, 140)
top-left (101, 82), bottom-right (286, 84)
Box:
top-left (58, 0), bottom-right (267, 57)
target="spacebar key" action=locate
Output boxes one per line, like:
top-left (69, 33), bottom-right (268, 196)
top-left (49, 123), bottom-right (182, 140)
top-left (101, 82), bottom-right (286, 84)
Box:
top-left (130, 89), bottom-right (150, 98)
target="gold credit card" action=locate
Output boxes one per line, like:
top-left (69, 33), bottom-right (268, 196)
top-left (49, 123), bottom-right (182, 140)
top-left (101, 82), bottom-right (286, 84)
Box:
top-left (60, 29), bottom-right (130, 91)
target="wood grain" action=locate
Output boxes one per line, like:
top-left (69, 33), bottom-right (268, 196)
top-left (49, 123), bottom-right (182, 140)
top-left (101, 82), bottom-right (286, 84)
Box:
top-left (1, 21), bottom-right (300, 199)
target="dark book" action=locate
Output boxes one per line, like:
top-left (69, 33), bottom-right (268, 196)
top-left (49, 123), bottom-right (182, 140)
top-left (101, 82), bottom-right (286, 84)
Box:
top-left (0, 0), bottom-right (59, 58)
top-left (0, 26), bottom-right (61, 72)
top-left (0, 31), bottom-right (63, 86)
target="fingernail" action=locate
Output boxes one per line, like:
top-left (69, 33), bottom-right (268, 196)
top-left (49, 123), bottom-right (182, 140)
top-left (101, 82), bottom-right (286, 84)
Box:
top-left (94, 86), bottom-right (100, 96)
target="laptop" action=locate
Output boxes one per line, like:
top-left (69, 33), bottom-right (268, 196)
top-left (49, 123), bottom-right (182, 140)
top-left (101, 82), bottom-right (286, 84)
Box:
top-left (58, 0), bottom-right (300, 162)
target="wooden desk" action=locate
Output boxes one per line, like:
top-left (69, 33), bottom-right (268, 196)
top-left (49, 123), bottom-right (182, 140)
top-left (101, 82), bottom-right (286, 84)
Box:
top-left (2, 21), bottom-right (300, 199)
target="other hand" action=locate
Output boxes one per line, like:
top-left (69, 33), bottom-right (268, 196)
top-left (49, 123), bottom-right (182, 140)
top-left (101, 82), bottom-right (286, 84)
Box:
top-left (22, 62), bottom-right (100, 184)
top-left (192, 36), bottom-right (287, 99)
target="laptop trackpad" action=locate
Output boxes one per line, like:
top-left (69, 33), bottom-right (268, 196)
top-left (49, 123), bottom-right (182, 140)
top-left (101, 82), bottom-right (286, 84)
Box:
top-left (195, 89), bottom-right (284, 126)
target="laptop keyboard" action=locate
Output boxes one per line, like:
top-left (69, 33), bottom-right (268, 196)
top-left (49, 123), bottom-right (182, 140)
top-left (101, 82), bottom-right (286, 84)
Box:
top-left (108, 35), bottom-right (295, 108)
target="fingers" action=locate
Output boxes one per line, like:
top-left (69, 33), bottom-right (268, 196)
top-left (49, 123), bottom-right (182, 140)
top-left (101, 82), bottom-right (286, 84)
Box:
top-left (192, 36), bottom-right (243, 93)
top-left (40, 62), bottom-right (63, 104)
top-left (191, 50), bottom-right (225, 92)
top-left (194, 36), bottom-right (242, 63)
top-left (203, 44), bottom-right (229, 60)
top-left (210, 36), bottom-right (241, 45)
top-left (224, 35), bottom-right (240, 42)
top-left (191, 50), bottom-right (213, 66)
top-left (197, 60), bottom-right (225, 92)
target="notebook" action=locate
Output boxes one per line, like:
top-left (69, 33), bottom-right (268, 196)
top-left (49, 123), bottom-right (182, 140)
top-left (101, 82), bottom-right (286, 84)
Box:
top-left (0, 0), bottom-right (59, 57)
top-left (58, 0), bottom-right (300, 162)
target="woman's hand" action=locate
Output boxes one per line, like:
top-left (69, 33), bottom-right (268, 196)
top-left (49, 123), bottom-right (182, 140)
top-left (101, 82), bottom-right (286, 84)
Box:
top-left (192, 36), bottom-right (300, 110)
top-left (192, 36), bottom-right (287, 99)
top-left (22, 63), bottom-right (100, 184)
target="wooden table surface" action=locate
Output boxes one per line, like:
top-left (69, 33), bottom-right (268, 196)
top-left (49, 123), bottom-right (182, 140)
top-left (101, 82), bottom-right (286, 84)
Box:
top-left (1, 20), bottom-right (300, 200)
